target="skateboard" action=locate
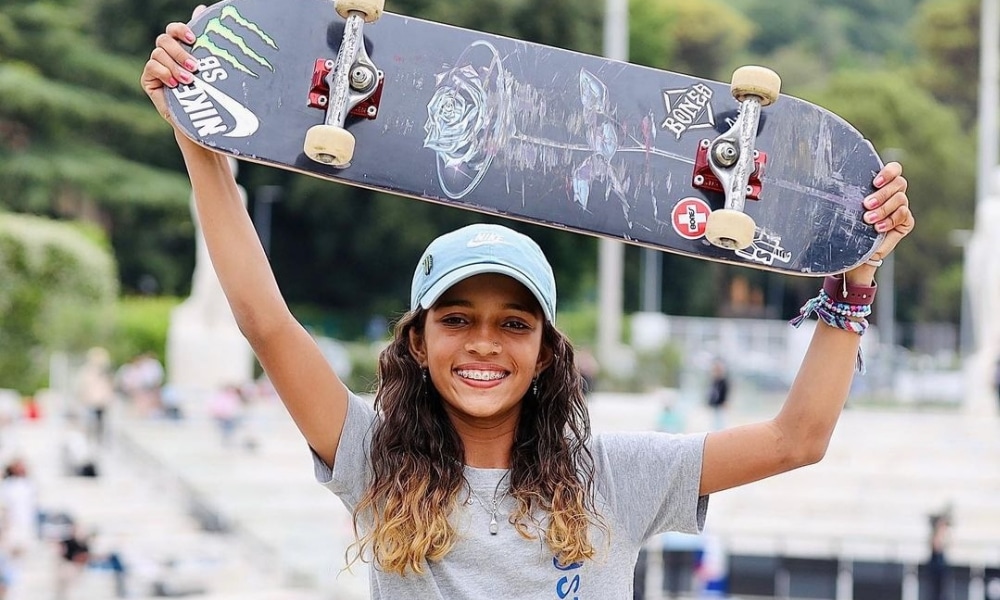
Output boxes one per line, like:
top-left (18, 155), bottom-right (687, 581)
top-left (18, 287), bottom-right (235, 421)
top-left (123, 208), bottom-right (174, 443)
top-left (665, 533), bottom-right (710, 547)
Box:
top-left (164, 0), bottom-right (885, 276)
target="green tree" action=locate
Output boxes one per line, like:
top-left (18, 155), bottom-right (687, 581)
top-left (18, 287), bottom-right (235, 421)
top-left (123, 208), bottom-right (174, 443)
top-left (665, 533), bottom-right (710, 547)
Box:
top-left (628, 0), bottom-right (753, 78)
top-left (0, 0), bottom-right (194, 295)
top-left (0, 213), bottom-right (118, 394)
top-left (911, 0), bottom-right (980, 128)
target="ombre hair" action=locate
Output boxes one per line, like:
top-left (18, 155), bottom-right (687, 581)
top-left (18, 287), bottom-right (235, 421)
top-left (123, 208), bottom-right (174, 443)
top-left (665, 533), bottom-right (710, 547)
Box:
top-left (347, 308), bottom-right (606, 574)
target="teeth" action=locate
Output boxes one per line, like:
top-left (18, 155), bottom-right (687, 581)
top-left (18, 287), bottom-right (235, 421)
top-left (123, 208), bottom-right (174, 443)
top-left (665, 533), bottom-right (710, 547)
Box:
top-left (457, 369), bottom-right (507, 381)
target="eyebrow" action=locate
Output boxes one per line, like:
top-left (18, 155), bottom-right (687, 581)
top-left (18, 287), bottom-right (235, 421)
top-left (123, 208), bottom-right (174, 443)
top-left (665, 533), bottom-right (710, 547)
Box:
top-left (434, 298), bottom-right (538, 315)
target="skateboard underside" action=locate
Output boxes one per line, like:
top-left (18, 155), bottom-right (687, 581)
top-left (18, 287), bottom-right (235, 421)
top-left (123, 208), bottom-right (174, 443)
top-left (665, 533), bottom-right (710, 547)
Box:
top-left (166, 0), bottom-right (884, 276)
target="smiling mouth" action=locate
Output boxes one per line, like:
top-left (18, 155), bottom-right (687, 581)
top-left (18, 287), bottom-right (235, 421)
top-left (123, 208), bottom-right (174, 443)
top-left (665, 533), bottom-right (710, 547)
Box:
top-left (456, 369), bottom-right (508, 382)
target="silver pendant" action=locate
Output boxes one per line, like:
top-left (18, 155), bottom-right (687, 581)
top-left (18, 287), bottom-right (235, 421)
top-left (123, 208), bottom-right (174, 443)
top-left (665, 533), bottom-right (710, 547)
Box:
top-left (489, 513), bottom-right (499, 535)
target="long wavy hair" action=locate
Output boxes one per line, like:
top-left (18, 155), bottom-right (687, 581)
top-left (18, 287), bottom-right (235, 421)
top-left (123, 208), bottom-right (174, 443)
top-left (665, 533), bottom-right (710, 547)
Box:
top-left (347, 308), bottom-right (606, 575)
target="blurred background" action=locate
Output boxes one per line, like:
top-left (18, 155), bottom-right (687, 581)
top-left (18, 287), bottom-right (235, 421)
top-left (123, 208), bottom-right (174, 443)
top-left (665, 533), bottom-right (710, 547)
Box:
top-left (0, 0), bottom-right (998, 598)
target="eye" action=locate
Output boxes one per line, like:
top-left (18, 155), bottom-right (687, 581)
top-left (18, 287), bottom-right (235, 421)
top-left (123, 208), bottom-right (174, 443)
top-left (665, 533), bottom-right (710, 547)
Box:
top-left (502, 318), bottom-right (532, 331)
top-left (439, 314), bottom-right (469, 327)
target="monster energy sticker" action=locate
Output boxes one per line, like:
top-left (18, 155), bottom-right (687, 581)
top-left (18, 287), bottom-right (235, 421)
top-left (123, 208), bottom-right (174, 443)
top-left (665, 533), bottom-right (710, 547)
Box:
top-left (171, 6), bottom-right (277, 138)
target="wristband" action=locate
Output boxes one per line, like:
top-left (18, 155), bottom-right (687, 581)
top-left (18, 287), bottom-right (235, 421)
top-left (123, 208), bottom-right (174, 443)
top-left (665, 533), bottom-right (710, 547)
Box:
top-left (823, 274), bottom-right (877, 306)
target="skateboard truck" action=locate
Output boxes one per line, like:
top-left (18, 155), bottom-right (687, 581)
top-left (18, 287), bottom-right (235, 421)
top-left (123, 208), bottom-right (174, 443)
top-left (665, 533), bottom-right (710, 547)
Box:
top-left (699, 66), bottom-right (781, 251)
top-left (303, 0), bottom-right (386, 167)
top-left (692, 140), bottom-right (766, 200)
top-left (308, 58), bottom-right (384, 119)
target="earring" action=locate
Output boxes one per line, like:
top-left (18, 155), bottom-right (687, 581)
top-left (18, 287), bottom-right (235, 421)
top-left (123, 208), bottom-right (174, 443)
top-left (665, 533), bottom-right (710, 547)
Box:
top-left (422, 368), bottom-right (428, 383)
top-left (532, 378), bottom-right (538, 396)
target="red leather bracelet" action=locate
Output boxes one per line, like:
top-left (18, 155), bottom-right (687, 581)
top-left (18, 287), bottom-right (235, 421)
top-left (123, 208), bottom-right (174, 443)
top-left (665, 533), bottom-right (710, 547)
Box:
top-left (823, 274), bottom-right (877, 306)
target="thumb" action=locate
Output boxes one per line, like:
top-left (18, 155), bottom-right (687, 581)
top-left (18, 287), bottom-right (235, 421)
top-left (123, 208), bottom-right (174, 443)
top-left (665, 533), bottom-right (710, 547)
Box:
top-left (192, 4), bottom-right (208, 20)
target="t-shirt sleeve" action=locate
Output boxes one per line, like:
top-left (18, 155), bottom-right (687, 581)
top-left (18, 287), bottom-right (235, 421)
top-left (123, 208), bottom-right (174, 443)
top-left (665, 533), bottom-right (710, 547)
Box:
top-left (311, 392), bottom-right (375, 510)
top-left (591, 431), bottom-right (709, 544)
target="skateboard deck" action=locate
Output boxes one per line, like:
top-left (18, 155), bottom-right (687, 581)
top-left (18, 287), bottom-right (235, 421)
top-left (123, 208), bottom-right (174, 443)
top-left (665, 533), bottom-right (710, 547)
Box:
top-left (165, 0), bottom-right (885, 276)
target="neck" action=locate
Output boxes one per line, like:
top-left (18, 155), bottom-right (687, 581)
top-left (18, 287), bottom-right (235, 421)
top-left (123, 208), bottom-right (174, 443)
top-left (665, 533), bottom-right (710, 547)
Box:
top-left (450, 417), bottom-right (517, 469)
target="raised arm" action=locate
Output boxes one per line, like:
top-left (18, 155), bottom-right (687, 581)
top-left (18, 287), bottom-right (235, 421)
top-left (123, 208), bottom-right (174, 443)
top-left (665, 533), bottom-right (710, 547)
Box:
top-left (141, 17), bottom-right (348, 467)
top-left (699, 162), bottom-right (914, 496)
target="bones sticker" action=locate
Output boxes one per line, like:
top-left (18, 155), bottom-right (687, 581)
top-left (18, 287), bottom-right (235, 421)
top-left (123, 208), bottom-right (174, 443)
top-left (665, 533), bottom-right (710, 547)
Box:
top-left (671, 197), bottom-right (711, 240)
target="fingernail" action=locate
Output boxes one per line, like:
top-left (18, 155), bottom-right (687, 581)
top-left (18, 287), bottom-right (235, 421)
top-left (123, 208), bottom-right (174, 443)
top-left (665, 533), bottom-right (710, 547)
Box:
top-left (876, 221), bottom-right (889, 232)
top-left (178, 71), bottom-right (194, 83)
top-left (185, 30), bottom-right (196, 43)
top-left (168, 77), bottom-right (178, 88)
top-left (863, 196), bottom-right (877, 209)
top-left (865, 211), bottom-right (878, 223)
top-left (873, 174), bottom-right (885, 187)
top-left (183, 58), bottom-right (198, 71)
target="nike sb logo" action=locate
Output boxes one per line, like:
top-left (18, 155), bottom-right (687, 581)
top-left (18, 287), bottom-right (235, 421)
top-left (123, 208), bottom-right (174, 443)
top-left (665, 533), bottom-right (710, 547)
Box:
top-left (171, 5), bottom-right (277, 138)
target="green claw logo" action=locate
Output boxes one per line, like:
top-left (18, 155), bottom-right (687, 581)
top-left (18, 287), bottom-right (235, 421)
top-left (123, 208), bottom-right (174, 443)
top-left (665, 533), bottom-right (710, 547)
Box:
top-left (193, 5), bottom-right (277, 78)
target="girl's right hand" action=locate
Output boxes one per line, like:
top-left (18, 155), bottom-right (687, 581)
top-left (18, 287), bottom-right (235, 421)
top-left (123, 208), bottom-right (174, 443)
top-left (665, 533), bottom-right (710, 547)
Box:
top-left (139, 6), bottom-right (206, 124)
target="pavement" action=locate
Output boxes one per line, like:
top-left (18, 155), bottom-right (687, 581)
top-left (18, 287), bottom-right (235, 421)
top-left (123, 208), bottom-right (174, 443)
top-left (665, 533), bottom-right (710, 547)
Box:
top-left (4, 387), bottom-right (999, 599)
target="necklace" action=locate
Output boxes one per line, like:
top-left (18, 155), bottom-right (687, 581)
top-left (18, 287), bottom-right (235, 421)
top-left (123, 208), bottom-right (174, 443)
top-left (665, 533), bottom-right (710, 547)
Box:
top-left (466, 471), bottom-right (510, 535)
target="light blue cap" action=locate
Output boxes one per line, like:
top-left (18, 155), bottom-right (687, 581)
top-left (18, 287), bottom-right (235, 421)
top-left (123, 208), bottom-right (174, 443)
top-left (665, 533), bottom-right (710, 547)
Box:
top-left (410, 224), bottom-right (556, 322)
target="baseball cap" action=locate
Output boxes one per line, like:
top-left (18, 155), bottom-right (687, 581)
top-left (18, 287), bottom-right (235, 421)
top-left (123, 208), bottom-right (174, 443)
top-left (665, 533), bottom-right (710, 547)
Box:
top-left (410, 223), bottom-right (556, 322)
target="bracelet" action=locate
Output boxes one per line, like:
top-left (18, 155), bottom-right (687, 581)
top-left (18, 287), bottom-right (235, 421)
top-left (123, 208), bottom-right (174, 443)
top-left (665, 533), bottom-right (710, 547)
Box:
top-left (790, 285), bottom-right (873, 373)
top-left (822, 274), bottom-right (877, 306)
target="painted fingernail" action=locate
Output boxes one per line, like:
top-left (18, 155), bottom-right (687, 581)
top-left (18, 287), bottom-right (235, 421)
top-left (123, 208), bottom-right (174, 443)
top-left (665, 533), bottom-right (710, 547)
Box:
top-left (185, 30), bottom-right (196, 43)
top-left (178, 71), bottom-right (194, 83)
top-left (876, 221), bottom-right (889, 232)
top-left (183, 58), bottom-right (198, 71)
top-left (167, 77), bottom-right (178, 88)
top-left (873, 174), bottom-right (885, 187)
top-left (865, 211), bottom-right (878, 223)
top-left (863, 196), bottom-right (877, 209)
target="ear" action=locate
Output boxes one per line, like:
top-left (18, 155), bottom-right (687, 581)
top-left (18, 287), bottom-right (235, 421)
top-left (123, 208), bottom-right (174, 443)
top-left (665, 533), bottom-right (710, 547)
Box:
top-left (408, 327), bottom-right (427, 366)
top-left (534, 343), bottom-right (554, 378)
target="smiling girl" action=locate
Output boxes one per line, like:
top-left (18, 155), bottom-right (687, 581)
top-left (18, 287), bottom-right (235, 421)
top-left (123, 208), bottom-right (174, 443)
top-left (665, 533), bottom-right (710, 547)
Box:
top-left (141, 13), bottom-right (914, 598)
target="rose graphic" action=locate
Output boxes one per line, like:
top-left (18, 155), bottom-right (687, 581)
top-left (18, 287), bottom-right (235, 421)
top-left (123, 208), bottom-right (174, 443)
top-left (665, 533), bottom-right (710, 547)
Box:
top-left (424, 41), bottom-right (513, 199)
top-left (424, 65), bottom-right (489, 169)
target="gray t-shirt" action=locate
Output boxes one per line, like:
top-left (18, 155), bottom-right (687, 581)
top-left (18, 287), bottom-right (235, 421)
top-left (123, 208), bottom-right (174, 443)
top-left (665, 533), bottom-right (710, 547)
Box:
top-left (313, 393), bottom-right (709, 599)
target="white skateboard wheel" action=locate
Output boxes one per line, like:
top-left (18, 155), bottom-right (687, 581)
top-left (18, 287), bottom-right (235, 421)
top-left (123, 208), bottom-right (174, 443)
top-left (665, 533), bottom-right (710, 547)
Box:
top-left (304, 125), bottom-right (355, 167)
top-left (731, 66), bottom-right (781, 107)
top-left (705, 209), bottom-right (756, 250)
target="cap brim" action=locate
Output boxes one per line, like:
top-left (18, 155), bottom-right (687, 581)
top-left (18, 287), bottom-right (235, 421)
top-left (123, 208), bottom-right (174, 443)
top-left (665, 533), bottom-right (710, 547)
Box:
top-left (418, 264), bottom-right (554, 322)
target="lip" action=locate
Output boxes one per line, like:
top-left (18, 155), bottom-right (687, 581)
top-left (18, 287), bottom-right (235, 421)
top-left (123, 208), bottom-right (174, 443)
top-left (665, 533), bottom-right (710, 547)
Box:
top-left (454, 364), bottom-right (510, 387)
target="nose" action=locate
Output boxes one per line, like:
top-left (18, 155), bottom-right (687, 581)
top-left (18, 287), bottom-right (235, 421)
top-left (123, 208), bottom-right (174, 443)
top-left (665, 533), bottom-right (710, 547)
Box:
top-left (466, 326), bottom-right (500, 355)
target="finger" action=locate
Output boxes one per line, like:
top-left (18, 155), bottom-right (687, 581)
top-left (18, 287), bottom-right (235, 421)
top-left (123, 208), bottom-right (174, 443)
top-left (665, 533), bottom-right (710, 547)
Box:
top-left (873, 161), bottom-right (903, 188)
top-left (863, 175), bottom-right (907, 212)
top-left (863, 191), bottom-right (910, 232)
top-left (192, 4), bottom-right (208, 19)
top-left (876, 205), bottom-right (915, 248)
top-left (140, 57), bottom-right (178, 91)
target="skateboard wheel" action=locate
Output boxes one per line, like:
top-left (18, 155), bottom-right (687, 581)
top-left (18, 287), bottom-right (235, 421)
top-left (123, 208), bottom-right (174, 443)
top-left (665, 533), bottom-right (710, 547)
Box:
top-left (730, 66), bottom-right (781, 107)
top-left (705, 209), bottom-right (756, 250)
top-left (304, 125), bottom-right (355, 167)
top-left (335, 0), bottom-right (384, 22)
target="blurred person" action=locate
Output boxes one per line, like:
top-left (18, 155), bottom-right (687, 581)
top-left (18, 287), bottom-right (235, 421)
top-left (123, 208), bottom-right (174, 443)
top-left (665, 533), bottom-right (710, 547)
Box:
top-left (61, 415), bottom-right (98, 478)
top-left (926, 509), bottom-right (952, 600)
top-left (143, 21), bottom-right (913, 598)
top-left (706, 359), bottom-right (729, 431)
top-left (75, 347), bottom-right (115, 444)
top-left (575, 348), bottom-right (599, 397)
top-left (54, 522), bottom-right (90, 600)
top-left (207, 384), bottom-right (244, 447)
top-left (0, 458), bottom-right (37, 592)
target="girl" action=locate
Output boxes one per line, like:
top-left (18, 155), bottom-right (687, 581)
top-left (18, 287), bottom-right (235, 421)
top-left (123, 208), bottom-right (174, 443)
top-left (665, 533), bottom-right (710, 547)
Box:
top-left (142, 15), bottom-right (914, 598)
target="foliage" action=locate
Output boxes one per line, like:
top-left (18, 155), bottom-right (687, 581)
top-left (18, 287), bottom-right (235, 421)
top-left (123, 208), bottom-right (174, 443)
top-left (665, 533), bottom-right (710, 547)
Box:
top-left (628, 0), bottom-right (753, 78)
top-left (0, 0), bottom-right (193, 296)
top-left (109, 296), bottom-right (181, 366)
top-left (911, 0), bottom-right (980, 128)
top-left (0, 213), bottom-right (118, 394)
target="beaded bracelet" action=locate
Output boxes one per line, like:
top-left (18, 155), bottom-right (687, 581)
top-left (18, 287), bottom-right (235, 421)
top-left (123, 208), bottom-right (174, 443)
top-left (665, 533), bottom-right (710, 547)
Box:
top-left (789, 276), bottom-right (877, 373)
